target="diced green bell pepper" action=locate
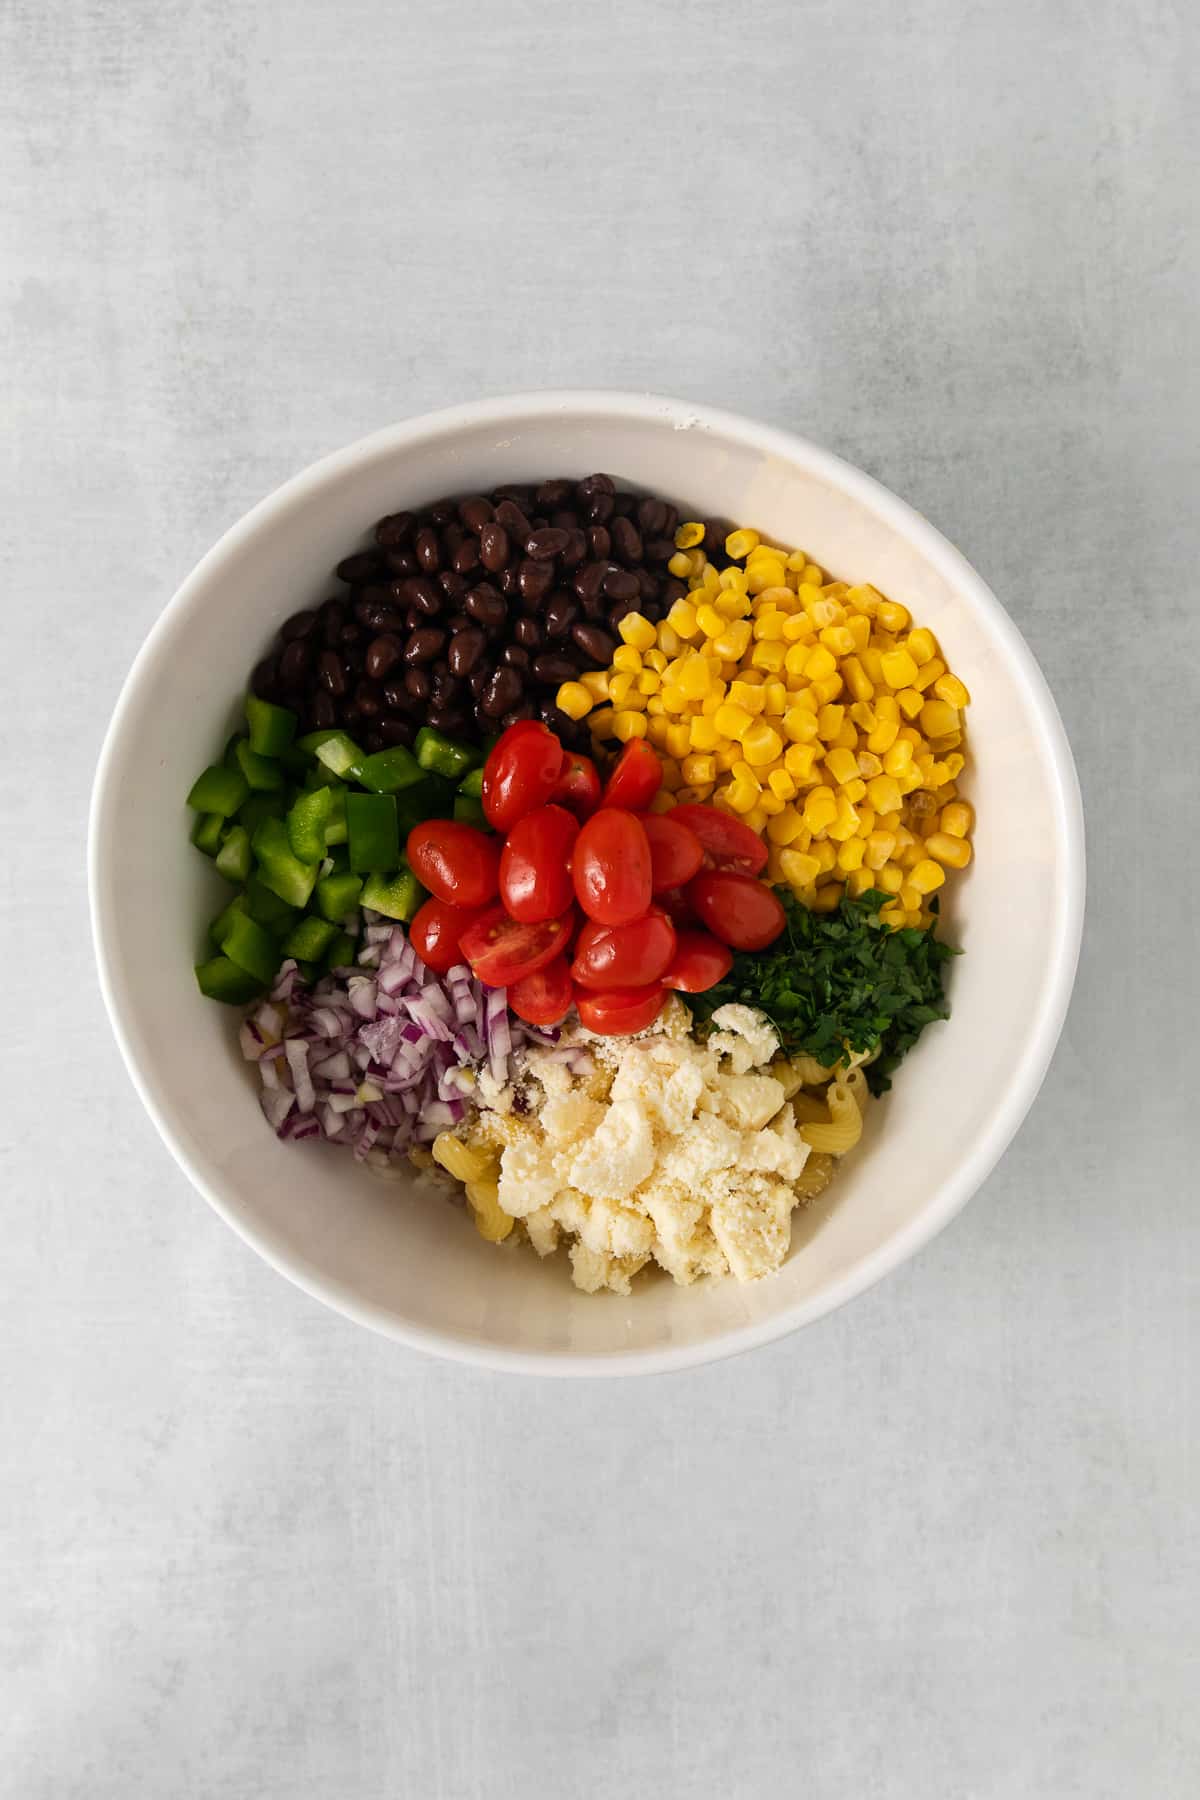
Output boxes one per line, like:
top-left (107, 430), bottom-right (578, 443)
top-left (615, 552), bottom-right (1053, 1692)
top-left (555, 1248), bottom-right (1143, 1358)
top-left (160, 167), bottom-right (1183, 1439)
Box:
top-left (453, 793), bottom-right (488, 828)
top-left (296, 728), bottom-right (342, 755)
top-left (313, 731), bottom-right (366, 780)
top-left (223, 733), bottom-right (245, 769)
top-left (243, 876), bottom-right (299, 934)
top-left (234, 738), bottom-right (285, 793)
top-left (414, 726), bottom-right (480, 782)
top-left (393, 780), bottom-right (441, 838)
top-left (315, 870), bottom-right (363, 922)
top-left (356, 745), bottom-right (424, 794)
top-left (237, 790), bottom-right (287, 836)
top-left (195, 954), bottom-right (267, 1004)
top-left (280, 914), bottom-right (338, 962)
top-left (251, 817), bottom-right (320, 908)
top-left (323, 786), bottom-right (347, 845)
top-left (186, 764), bottom-right (249, 816)
top-left (245, 695), bottom-right (298, 757)
top-left (360, 866), bottom-right (426, 923)
top-left (190, 811), bottom-right (226, 857)
top-left (209, 893), bottom-right (248, 948)
top-left (324, 929), bottom-right (357, 973)
top-left (287, 785), bottom-right (332, 863)
top-left (217, 910), bottom-right (280, 984)
top-left (215, 824), bottom-right (253, 885)
top-left (457, 764), bottom-right (485, 798)
top-left (346, 792), bottom-right (399, 872)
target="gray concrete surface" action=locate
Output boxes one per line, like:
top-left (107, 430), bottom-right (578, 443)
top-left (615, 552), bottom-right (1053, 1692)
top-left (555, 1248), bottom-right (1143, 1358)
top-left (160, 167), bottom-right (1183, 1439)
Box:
top-left (4, 1), bottom-right (1199, 1794)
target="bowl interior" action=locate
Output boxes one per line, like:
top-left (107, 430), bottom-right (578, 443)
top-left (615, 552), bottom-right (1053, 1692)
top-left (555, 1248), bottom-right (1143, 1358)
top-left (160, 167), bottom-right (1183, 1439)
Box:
top-left (91, 397), bottom-right (1081, 1370)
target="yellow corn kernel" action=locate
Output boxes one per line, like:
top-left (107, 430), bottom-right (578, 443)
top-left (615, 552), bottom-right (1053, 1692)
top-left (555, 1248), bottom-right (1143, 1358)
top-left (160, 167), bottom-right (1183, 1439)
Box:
top-left (930, 732), bottom-right (963, 754)
top-left (883, 737), bottom-right (914, 777)
top-left (579, 670), bottom-right (610, 702)
top-left (555, 680), bottom-right (594, 720)
top-left (864, 830), bottom-right (897, 871)
top-left (782, 744), bottom-right (817, 784)
top-left (803, 786), bottom-right (838, 833)
top-left (697, 562), bottom-right (720, 592)
top-left (612, 710), bottom-right (647, 742)
top-left (802, 563), bottom-right (824, 586)
top-left (739, 804), bottom-right (767, 833)
top-left (855, 804), bottom-right (876, 837)
top-left (647, 716), bottom-right (671, 748)
top-left (712, 620), bottom-right (753, 661)
top-left (694, 603), bottom-right (725, 639)
top-left (727, 680), bottom-right (765, 715)
top-left (701, 688), bottom-right (727, 716)
top-left (681, 753), bottom-right (716, 786)
top-left (875, 862), bottom-right (904, 894)
top-left (819, 624), bottom-right (856, 657)
top-left (644, 648), bottom-right (667, 673)
top-left (741, 721), bottom-right (784, 766)
top-left (908, 858), bottom-right (947, 895)
top-left (767, 767), bottom-right (798, 802)
top-left (879, 647), bottom-right (919, 689)
top-left (827, 797), bottom-right (860, 842)
top-left (920, 699), bottom-right (959, 738)
top-left (824, 745), bottom-right (859, 786)
top-left (909, 657), bottom-right (944, 695)
top-left (611, 644), bottom-right (642, 673)
top-left (746, 558), bottom-right (788, 594)
top-left (668, 551), bottom-right (694, 579)
top-left (940, 800), bottom-right (973, 838)
top-left (866, 717), bottom-right (900, 755)
top-left (713, 701), bottom-right (752, 740)
top-left (876, 600), bottom-right (910, 633)
top-left (664, 722), bottom-right (692, 760)
top-left (841, 656), bottom-right (874, 703)
top-left (750, 640), bottom-right (786, 674)
top-left (588, 706), bottom-right (617, 739)
top-left (660, 760), bottom-right (683, 791)
top-left (648, 788), bottom-right (676, 813)
top-left (666, 598), bottom-right (700, 639)
top-left (676, 653), bottom-right (711, 700)
top-left (615, 611), bottom-right (654, 652)
top-left (725, 528), bottom-right (760, 559)
top-left (784, 641), bottom-right (813, 678)
top-left (804, 644), bottom-right (838, 682)
top-left (674, 521), bottom-right (705, 549)
top-left (687, 715), bottom-right (719, 752)
top-left (782, 612), bottom-right (815, 643)
top-left (897, 687), bottom-right (925, 720)
top-left (713, 593), bottom-right (750, 623)
top-left (934, 671), bottom-right (971, 709)
top-left (942, 752), bottom-right (965, 780)
top-left (637, 668), bottom-right (661, 696)
top-left (847, 866), bottom-right (875, 897)
top-left (856, 750), bottom-right (882, 778)
top-left (837, 837), bottom-right (866, 872)
top-left (816, 702), bottom-right (846, 742)
top-left (755, 790), bottom-right (782, 816)
top-left (657, 624), bottom-right (681, 658)
top-left (811, 839), bottom-right (838, 874)
top-left (905, 627), bottom-right (938, 665)
top-left (924, 831), bottom-right (973, 869)
top-left (660, 684), bottom-right (686, 712)
top-left (898, 880), bottom-right (923, 910)
top-left (865, 774), bottom-right (903, 815)
top-left (607, 671), bottom-right (636, 706)
top-left (752, 610), bottom-right (786, 642)
top-left (780, 849), bottom-right (822, 888)
top-left (766, 807), bottom-right (806, 846)
top-left (841, 777), bottom-right (867, 803)
top-left (646, 696), bottom-right (666, 717)
top-left (714, 745), bottom-right (741, 774)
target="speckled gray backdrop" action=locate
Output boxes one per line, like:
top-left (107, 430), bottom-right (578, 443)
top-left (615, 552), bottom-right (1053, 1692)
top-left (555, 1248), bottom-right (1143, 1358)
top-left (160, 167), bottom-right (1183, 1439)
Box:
top-left (3, 1), bottom-right (1199, 1795)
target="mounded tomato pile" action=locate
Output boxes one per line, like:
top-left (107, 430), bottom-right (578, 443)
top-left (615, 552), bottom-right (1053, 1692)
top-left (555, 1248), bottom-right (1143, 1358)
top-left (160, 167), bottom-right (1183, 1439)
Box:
top-left (405, 721), bottom-right (787, 1034)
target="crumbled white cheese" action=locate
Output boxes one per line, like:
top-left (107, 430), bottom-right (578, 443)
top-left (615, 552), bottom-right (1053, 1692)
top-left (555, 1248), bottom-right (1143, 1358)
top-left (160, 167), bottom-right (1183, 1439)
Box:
top-left (474, 1004), bottom-right (815, 1293)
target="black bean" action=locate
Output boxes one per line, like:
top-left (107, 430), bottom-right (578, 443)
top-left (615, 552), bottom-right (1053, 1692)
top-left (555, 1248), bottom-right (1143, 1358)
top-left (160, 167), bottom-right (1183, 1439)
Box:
top-left (544, 592), bottom-right (578, 639)
top-left (538, 701), bottom-right (577, 737)
top-left (312, 689), bottom-right (337, 728)
top-left (279, 639), bottom-right (312, 687)
top-left (577, 472), bottom-right (615, 498)
top-left (281, 608), bottom-right (317, 641)
top-left (573, 561), bottom-right (608, 604)
top-left (514, 615), bottom-right (542, 649)
top-left (468, 667), bottom-right (492, 697)
top-left (493, 482), bottom-right (533, 504)
top-left (319, 599), bottom-right (346, 643)
top-left (364, 727), bottom-right (386, 753)
top-left (636, 569), bottom-right (658, 603)
top-left (405, 576), bottom-right (443, 617)
top-left (501, 644), bottom-right (530, 672)
top-left (644, 536), bottom-right (676, 565)
top-left (480, 665), bottom-right (522, 717)
top-left (430, 671), bottom-right (462, 707)
top-left (375, 511), bottom-right (414, 547)
top-left (382, 679), bottom-right (409, 709)
top-left (465, 584), bottom-right (506, 629)
top-left (560, 528), bottom-right (587, 570)
top-left (580, 591), bottom-right (607, 621)
top-left (413, 527), bottom-right (441, 573)
top-left (458, 495), bottom-right (494, 533)
top-left (365, 633), bottom-right (403, 680)
top-left (316, 649), bottom-right (347, 696)
top-left (637, 497), bottom-right (669, 535)
top-left (585, 524), bottom-right (610, 560)
top-left (611, 491), bottom-right (636, 518)
top-left (428, 498), bottom-right (456, 526)
top-left (611, 516), bottom-right (644, 565)
top-left (586, 491), bottom-right (614, 525)
top-left (498, 565), bottom-right (520, 596)
top-left (451, 538), bottom-right (479, 576)
top-left (532, 652), bottom-right (577, 686)
top-left (536, 478), bottom-right (574, 508)
top-left (427, 705), bottom-right (468, 734)
top-left (404, 667), bottom-right (431, 701)
top-left (355, 678), bottom-right (383, 719)
top-left (479, 524), bottom-right (510, 572)
top-left (603, 566), bottom-right (639, 603)
top-left (405, 626), bottom-right (445, 665)
top-left (379, 713), bottom-right (415, 746)
top-left (494, 498), bottom-right (531, 537)
top-left (335, 551), bottom-right (381, 584)
top-left (525, 527), bottom-right (569, 561)
top-left (448, 629), bottom-right (485, 675)
top-left (251, 656), bottom-right (279, 700)
top-left (607, 596), bottom-right (640, 629)
top-left (571, 622), bottom-right (616, 664)
top-left (704, 519), bottom-right (734, 557)
top-left (500, 702), bottom-right (537, 729)
top-left (661, 577), bottom-right (688, 608)
top-left (384, 547), bottom-right (418, 577)
top-left (518, 558), bottom-right (555, 603)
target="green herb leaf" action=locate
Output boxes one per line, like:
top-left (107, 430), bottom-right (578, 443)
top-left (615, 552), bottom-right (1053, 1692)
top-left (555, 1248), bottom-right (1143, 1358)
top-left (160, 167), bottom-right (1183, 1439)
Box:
top-left (688, 888), bottom-right (959, 1093)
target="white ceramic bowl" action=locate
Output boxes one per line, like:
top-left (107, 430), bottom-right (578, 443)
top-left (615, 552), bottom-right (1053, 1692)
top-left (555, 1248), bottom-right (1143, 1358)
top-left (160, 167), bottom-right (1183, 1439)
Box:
top-left (90, 392), bottom-right (1084, 1375)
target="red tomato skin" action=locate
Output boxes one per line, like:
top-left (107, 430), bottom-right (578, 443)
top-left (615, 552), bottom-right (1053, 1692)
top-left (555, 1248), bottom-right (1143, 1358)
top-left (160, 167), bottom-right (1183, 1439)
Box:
top-left (570, 908), bottom-right (676, 989)
top-left (409, 898), bottom-right (488, 975)
top-left (406, 820), bottom-right (501, 907)
top-left (508, 956), bottom-right (573, 1026)
top-left (499, 805), bottom-right (579, 922)
top-left (636, 813), bottom-right (705, 890)
top-left (602, 739), bottom-right (662, 812)
top-left (551, 751), bottom-right (603, 820)
top-left (459, 905), bottom-right (575, 988)
top-left (667, 804), bottom-right (768, 876)
top-left (685, 871), bottom-right (786, 951)
top-left (661, 929), bottom-right (734, 993)
top-left (654, 885), bottom-right (695, 930)
top-left (571, 808), bottom-right (653, 925)
top-left (575, 984), bottom-right (667, 1036)
top-left (481, 722), bottom-right (565, 833)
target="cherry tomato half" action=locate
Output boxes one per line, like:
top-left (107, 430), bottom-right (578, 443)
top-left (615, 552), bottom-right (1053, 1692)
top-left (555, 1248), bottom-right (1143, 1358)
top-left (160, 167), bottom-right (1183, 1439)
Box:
top-left (661, 929), bottom-right (734, 993)
top-left (602, 739), bottom-right (662, 812)
top-left (637, 813), bottom-right (704, 891)
top-left (667, 803), bottom-right (768, 876)
top-left (551, 750), bottom-right (603, 820)
top-left (508, 955), bottom-right (573, 1026)
top-left (499, 804), bottom-right (579, 922)
top-left (654, 885), bottom-right (695, 931)
top-left (575, 984), bottom-right (667, 1036)
top-left (570, 907), bottom-right (676, 990)
top-left (685, 871), bottom-right (786, 951)
top-left (572, 808), bottom-right (652, 925)
top-left (406, 819), bottom-right (500, 908)
top-left (459, 904), bottom-right (575, 988)
top-left (409, 897), bottom-right (489, 975)
top-left (482, 721), bottom-right (564, 834)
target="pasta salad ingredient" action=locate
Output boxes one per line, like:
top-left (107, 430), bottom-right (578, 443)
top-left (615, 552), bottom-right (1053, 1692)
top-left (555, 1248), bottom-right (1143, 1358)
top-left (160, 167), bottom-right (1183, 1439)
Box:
top-left (688, 887), bottom-right (955, 1093)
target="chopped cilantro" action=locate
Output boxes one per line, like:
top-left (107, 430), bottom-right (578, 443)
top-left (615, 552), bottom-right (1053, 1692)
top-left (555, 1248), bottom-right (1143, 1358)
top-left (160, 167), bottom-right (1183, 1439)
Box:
top-left (688, 888), bottom-right (958, 1093)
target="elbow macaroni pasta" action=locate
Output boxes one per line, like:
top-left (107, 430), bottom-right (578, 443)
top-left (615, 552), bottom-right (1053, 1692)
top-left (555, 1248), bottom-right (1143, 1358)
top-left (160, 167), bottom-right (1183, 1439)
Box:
top-left (432, 1132), bottom-right (514, 1242)
top-left (798, 1077), bottom-right (865, 1155)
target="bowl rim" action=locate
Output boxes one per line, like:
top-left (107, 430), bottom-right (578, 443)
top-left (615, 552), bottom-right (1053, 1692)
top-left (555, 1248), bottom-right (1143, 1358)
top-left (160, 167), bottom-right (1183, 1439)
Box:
top-left (88, 388), bottom-right (1086, 1377)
